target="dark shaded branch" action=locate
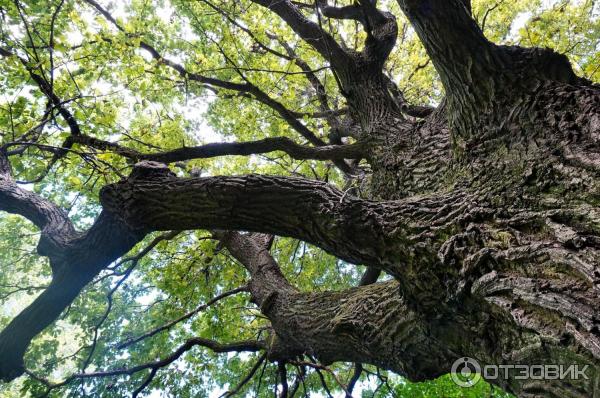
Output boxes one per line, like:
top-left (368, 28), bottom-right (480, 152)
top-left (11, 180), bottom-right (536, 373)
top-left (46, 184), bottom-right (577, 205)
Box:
top-left (346, 364), bottom-right (363, 397)
top-left (0, 46), bottom-right (80, 137)
top-left (358, 266), bottom-right (381, 286)
top-left (278, 362), bottom-right (289, 398)
top-left (0, 151), bottom-right (76, 253)
top-left (318, 3), bottom-right (364, 22)
top-left (250, 0), bottom-right (350, 68)
top-left (290, 360), bottom-right (349, 396)
top-left (314, 367), bottom-right (333, 398)
top-left (479, 0), bottom-right (504, 34)
top-left (77, 337), bottom-right (263, 378)
top-left (35, 337), bottom-right (264, 393)
top-left (131, 368), bottom-right (157, 398)
top-left (0, 211), bottom-right (142, 382)
top-left (317, 0), bottom-right (398, 68)
top-left (69, 134), bottom-right (366, 163)
top-left (318, 0), bottom-right (394, 38)
top-left (0, 161), bottom-right (450, 382)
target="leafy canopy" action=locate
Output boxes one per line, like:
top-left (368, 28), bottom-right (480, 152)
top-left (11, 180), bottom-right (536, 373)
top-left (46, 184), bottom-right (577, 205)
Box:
top-left (0, 0), bottom-right (597, 396)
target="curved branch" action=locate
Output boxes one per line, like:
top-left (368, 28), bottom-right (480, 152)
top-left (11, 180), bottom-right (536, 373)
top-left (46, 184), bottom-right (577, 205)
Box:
top-left (33, 337), bottom-right (264, 393)
top-left (0, 211), bottom-right (142, 382)
top-left (69, 134), bottom-right (366, 163)
top-left (117, 286), bottom-right (249, 349)
top-left (250, 0), bottom-right (350, 68)
top-left (0, 161), bottom-right (451, 382)
top-left (100, 162), bottom-right (430, 268)
top-left (75, 337), bottom-right (263, 378)
top-left (216, 225), bottom-right (456, 383)
top-left (0, 152), bottom-right (76, 255)
top-left (318, 3), bottom-right (364, 22)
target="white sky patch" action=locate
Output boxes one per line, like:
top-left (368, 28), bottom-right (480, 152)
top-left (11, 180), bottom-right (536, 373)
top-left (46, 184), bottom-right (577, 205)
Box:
top-left (6, 23), bottom-right (25, 41)
top-left (91, 79), bottom-right (115, 96)
top-left (65, 29), bottom-right (84, 47)
top-left (175, 97), bottom-right (224, 143)
top-left (105, 0), bottom-right (128, 22)
top-left (156, 4), bottom-right (174, 23)
top-left (508, 12), bottom-right (531, 41)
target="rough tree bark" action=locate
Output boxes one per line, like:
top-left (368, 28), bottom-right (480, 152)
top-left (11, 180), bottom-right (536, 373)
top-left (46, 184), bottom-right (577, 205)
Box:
top-left (0, 0), bottom-right (599, 396)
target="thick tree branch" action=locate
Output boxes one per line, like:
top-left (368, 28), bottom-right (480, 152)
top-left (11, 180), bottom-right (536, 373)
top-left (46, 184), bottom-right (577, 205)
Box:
top-left (318, 3), bottom-right (364, 22)
top-left (0, 159), bottom-right (444, 382)
top-left (217, 231), bottom-right (296, 306)
top-left (100, 162), bottom-right (440, 269)
top-left (396, 0), bottom-right (581, 111)
top-left (218, 230), bottom-right (455, 381)
top-left (250, 0), bottom-right (350, 68)
top-left (0, 211), bottom-right (142, 382)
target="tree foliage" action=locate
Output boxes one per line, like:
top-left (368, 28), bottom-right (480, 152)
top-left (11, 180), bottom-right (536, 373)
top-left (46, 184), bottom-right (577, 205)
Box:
top-left (0, 0), bottom-right (598, 397)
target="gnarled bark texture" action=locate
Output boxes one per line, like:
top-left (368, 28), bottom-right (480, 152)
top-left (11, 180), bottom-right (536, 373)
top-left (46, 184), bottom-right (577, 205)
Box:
top-left (1, 0), bottom-right (599, 396)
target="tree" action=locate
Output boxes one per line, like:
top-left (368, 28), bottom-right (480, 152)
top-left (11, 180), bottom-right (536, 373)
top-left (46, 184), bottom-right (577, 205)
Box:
top-left (0, 0), bottom-right (598, 396)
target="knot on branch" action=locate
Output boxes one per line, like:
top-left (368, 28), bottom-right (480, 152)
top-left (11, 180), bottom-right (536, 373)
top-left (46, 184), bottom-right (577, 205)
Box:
top-left (98, 162), bottom-right (174, 229)
top-left (130, 161), bottom-right (175, 180)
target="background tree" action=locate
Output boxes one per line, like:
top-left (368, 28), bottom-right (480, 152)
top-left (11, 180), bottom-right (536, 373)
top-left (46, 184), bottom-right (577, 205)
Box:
top-left (0, 0), bottom-right (598, 396)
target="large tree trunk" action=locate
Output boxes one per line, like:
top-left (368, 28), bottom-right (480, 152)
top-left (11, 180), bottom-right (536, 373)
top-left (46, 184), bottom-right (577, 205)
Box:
top-left (239, 2), bottom-right (600, 396)
top-left (1, 1), bottom-right (599, 396)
